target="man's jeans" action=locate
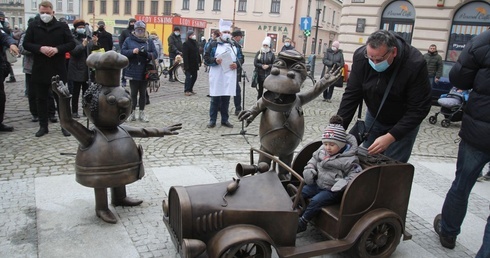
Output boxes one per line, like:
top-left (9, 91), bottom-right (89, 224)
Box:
top-left (363, 111), bottom-right (420, 163)
top-left (209, 96), bottom-right (230, 124)
top-left (301, 184), bottom-right (342, 221)
top-left (440, 139), bottom-right (490, 258)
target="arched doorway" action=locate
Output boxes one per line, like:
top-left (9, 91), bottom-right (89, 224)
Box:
top-left (380, 1), bottom-right (415, 44)
top-left (446, 1), bottom-right (490, 62)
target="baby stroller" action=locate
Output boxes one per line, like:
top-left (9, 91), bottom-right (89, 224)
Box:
top-left (428, 87), bottom-right (468, 127)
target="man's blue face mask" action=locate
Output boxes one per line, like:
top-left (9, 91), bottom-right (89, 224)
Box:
top-left (369, 58), bottom-right (390, 72)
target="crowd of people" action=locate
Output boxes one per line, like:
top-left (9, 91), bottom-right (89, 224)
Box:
top-left (0, 3), bottom-right (489, 254)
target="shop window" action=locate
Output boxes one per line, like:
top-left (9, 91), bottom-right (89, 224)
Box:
top-left (446, 1), bottom-right (490, 62)
top-left (379, 0), bottom-right (415, 44)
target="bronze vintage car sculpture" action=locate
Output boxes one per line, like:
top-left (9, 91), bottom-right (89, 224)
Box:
top-left (162, 142), bottom-right (414, 258)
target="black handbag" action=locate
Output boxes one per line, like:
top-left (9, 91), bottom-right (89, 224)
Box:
top-left (349, 59), bottom-right (401, 145)
top-left (145, 59), bottom-right (159, 81)
top-left (349, 104), bottom-right (368, 145)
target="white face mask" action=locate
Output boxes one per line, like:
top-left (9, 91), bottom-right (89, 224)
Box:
top-left (40, 13), bottom-right (53, 24)
top-left (261, 46), bottom-right (270, 53)
top-left (76, 28), bottom-right (86, 35)
top-left (221, 33), bottom-right (231, 42)
top-left (174, 32), bottom-right (180, 36)
top-left (331, 47), bottom-right (338, 51)
top-left (190, 35), bottom-right (197, 40)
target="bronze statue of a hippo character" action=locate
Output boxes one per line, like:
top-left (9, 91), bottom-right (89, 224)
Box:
top-left (239, 50), bottom-right (341, 179)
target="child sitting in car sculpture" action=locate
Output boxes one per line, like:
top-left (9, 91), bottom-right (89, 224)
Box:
top-left (238, 49), bottom-right (341, 180)
top-left (51, 51), bottom-right (181, 224)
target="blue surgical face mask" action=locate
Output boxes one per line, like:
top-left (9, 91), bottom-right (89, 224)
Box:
top-left (76, 28), bottom-right (86, 35)
top-left (369, 58), bottom-right (390, 72)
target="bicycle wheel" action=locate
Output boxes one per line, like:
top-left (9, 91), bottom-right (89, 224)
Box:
top-left (173, 63), bottom-right (185, 84)
top-left (157, 62), bottom-right (164, 78)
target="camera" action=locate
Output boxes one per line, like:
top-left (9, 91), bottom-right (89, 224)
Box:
top-left (139, 46), bottom-right (145, 53)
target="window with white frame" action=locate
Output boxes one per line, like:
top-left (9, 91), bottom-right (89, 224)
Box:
top-left (113, 0), bottom-right (119, 14)
top-left (197, 0), bottom-right (204, 10)
top-left (238, 0), bottom-right (246, 12)
top-left (124, 0), bottom-right (131, 15)
top-left (100, 0), bottom-right (107, 14)
top-left (213, 0), bottom-right (221, 11)
top-left (88, 0), bottom-right (94, 14)
top-left (182, 0), bottom-right (189, 10)
top-left (137, 1), bottom-right (144, 14)
top-left (163, 1), bottom-right (171, 15)
top-left (151, 1), bottom-right (158, 15)
top-left (270, 0), bottom-right (280, 13)
top-left (68, 0), bottom-right (73, 11)
top-left (56, 0), bottom-right (62, 11)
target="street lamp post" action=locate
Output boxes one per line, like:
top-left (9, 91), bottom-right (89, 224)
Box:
top-left (312, 0), bottom-right (324, 55)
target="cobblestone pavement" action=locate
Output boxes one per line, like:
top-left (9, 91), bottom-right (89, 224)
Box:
top-left (0, 59), bottom-right (487, 258)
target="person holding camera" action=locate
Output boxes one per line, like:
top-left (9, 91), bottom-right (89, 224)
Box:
top-left (120, 20), bottom-right (156, 123)
top-left (68, 19), bottom-right (101, 118)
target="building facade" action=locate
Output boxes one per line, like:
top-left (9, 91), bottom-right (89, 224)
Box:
top-left (77, 0), bottom-right (342, 55)
top-left (1, 0), bottom-right (24, 29)
top-left (339, 0), bottom-right (490, 67)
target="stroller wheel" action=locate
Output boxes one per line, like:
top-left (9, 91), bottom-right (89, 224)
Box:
top-left (428, 116), bottom-right (437, 124)
top-left (441, 119), bottom-right (451, 128)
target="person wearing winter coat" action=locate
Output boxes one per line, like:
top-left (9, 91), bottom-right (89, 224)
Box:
top-left (423, 44), bottom-right (443, 87)
top-left (434, 29), bottom-right (490, 258)
top-left (321, 41), bottom-right (344, 102)
top-left (149, 31), bottom-right (163, 61)
top-left (68, 19), bottom-right (102, 118)
top-left (253, 37), bottom-right (275, 100)
top-left (182, 30), bottom-right (201, 96)
top-left (23, 1), bottom-right (76, 137)
top-left (167, 27), bottom-right (183, 82)
top-left (297, 115), bottom-right (361, 233)
top-left (120, 21), bottom-right (157, 123)
top-left (337, 30), bottom-right (431, 163)
top-left (118, 18), bottom-right (136, 86)
top-left (95, 20), bottom-right (113, 52)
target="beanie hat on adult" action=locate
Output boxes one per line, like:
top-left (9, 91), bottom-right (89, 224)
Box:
top-left (262, 36), bottom-right (271, 46)
top-left (332, 41), bottom-right (340, 48)
top-left (128, 18), bottom-right (136, 23)
top-left (134, 20), bottom-right (146, 29)
top-left (98, 20), bottom-right (105, 27)
top-left (322, 115), bottom-right (347, 149)
top-left (187, 30), bottom-right (194, 38)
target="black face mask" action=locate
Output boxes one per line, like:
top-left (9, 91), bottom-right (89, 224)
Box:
top-left (99, 26), bottom-right (105, 31)
top-left (128, 25), bottom-right (134, 30)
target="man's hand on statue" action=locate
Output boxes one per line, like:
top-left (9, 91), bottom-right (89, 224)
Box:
top-left (367, 133), bottom-right (396, 155)
top-left (51, 75), bottom-right (71, 98)
top-left (322, 65), bottom-right (342, 84)
top-left (162, 123), bottom-right (182, 135)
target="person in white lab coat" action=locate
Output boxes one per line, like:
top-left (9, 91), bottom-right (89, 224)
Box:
top-left (203, 19), bottom-right (244, 128)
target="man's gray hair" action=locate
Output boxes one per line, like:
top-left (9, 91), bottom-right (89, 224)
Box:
top-left (366, 30), bottom-right (398, 50)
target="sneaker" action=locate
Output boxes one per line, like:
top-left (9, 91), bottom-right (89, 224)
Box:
top-left (433, 214), bottom-right (456, 249)
top-left (185, 92), bottom-right (192, 96)
top-left (139, 111), bottom-right (149, 122)
top-left (127, 112), bottom-right (136, 122)
top-left (297, 217), bottom-right (308, 233)
top-left (207, 122), bottom-right (216, 128)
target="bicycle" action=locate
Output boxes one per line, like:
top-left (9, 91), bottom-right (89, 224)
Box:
top-left (157, 55), bottom-right (185, 84)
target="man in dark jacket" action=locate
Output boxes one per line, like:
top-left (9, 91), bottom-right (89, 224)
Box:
top-left (434, 30), bottom-right (490, 257)
top-left (95, 20), bottom-right (113, 52)
top-left (0, 11), bottom-right (16, 83)
top-left (0, 31), bottom-right (19, 131)
top-left (118, 18), bottom-right (135, 87)
top-left (423, 44), bottom-right (443, 87)
top-left (337, 30), bottom-right (431, 163)
top-left (23, 1), bottom-right (76, 137)
top-left (167, 27), bottom-right (183, 82)
top-left (182, 30), bottom-right (201, 95)
top-left (231, 30), bottom-right (244, 115)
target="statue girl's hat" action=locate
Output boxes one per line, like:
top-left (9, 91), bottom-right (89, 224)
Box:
top-left (219, 19), bottom-right (232, 32)
top-left (86, 51), bottom-right (129, 87)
